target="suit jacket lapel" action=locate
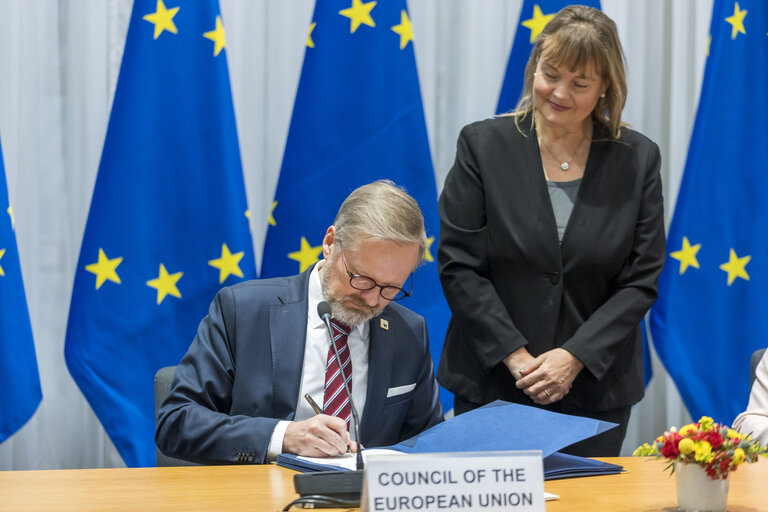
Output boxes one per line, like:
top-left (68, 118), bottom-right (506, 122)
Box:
top-left (561, 128), bottom-right (609, 250)
top-left (359, 312), bottom-right (394, 442)
top-left (268, 271), bottom-right (310, 419)
top-left (524, 123), bottom-right (561, 265)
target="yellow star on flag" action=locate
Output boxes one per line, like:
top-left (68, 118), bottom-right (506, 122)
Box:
top-left (719, 248), bottom-right (750, 286)
top-left (725, 2), bottom-right (747, 40)
top-left (669, 236), bottom-right (701, 275)
top-left (391, 10), bottom-right (413, 49)
top-left (146, 263), bottom-right (183, 304)
top-left (7, 205), bottom-right (14, 230)
top-left (422, 236), bottom-right (435, 263)
top-left (268, 201), bottom-right (277, 227)
top-left (521, 5), bottom-right (555, 43)
top-left (143, 0), bottom-right (179, 40)
top-left (339, 0), bottom-right (376, 34)
top-left (288, 236), bottom-right (323, 272)
top-left (307, 22), bottom-right (316, 48)
top-left (0, 248), bottom-right (5, 276)
top-left (208, 243), bottom-right (245, 284)
top-left (203, 15), bottom-right (227, 57)
top-left (85, 248), bottom-right (123, 290)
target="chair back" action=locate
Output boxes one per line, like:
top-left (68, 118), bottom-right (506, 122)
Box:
top-left (751, 349), bottom-right (766, 389)
top-left (154, 365), bottom-right (198, 467)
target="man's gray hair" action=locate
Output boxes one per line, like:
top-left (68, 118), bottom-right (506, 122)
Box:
top-left (333, 180), bottom-right (427, 265)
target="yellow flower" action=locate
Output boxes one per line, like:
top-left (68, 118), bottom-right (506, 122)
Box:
top-left (698, 416), bottom-right (714, 431)
top-left (733, 448), bottom-right (745, 465)
top-left (694, 441), bottom-right (713, 463)
top-left (633, 443), bottom-right (658, 456)
top-left (678, 438), bottom-right (695, 455)
top-left (727, 429), bottom-right (741, 439)
top-left (679, 423), bottom-right (697, 436)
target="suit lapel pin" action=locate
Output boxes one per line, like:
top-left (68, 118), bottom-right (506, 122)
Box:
top-left (379, 318), bottom-right (389, 330)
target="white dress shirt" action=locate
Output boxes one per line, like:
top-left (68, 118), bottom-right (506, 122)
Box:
top-left (267, 262), bottom-right (370, 460)
top-left (733, 350), bottom-right (768, 445)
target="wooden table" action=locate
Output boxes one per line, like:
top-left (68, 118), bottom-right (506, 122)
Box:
top-left (0, 457), bottom-right (765, 511)
top-left (547, 457), bottom-right (766, 511)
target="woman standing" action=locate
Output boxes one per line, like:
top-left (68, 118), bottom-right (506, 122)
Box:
top-left (437, 5), bottom-right (665, 456)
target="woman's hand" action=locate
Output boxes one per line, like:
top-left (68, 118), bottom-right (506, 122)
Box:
top-left (515, 348), bottom-right (584, 405)
top-left (503, 347), bottom-right (537, 380)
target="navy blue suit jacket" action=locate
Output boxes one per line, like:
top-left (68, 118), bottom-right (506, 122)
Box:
top-left (156, 266), bottom-right (443, 464)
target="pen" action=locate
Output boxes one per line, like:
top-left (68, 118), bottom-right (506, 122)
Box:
top-left (305, 393), bottom-right (352, 454)
top-left (304, 393), bottom-right (323, 415)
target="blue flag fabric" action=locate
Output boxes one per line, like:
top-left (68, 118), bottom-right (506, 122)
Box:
top-left (64, 0), bottom-right (256, 467)
top-left (641, 320), bottom-right (653, 387)
top-left (496, 0), bottom-right (601, 115)
top-left (260, 1), bottom-right (450, 407)
top-left (0, 138), bottom-right (42, 443)
top-left (650, 0), bottom-right (768, 424)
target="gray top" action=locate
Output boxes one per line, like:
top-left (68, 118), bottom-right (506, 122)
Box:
top-left (547, 178), bottom-right (581, 241)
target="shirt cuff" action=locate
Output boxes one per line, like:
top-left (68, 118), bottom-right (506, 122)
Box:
top-left (266, 420), bottom-right (291, 462)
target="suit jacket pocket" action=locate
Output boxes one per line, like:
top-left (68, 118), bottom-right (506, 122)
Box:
top-left (383, 383), bottom-right (417, 406)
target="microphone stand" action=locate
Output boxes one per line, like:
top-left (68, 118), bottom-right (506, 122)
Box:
top-left (290, 303), bottom-right (364, 507)
top-left (320, 311), bottom-right (364, 471)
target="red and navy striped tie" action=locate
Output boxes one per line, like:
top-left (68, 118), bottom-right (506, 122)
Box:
top-left (323, 320), bottom-right (353, 430)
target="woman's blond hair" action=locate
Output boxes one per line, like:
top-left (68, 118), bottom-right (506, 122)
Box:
top-left (509, 5), bottom-right (627, 139)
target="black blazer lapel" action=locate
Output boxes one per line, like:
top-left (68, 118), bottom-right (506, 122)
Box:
top-left (560, 128), bottom-right (609, 250)
top-left (519, 123), bottom-right (561, 267)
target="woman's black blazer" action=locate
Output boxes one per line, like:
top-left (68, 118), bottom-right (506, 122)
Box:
top-left (436, 115), bottom-right (665, 412)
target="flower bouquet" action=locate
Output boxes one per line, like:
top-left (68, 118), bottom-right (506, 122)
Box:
top-left (634, 416), bottom-right (766, 511)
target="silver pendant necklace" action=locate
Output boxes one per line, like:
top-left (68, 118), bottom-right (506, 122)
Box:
top-left (539, 136), bottom-right (586, 171)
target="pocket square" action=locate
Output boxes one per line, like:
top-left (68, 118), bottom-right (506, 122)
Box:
top-left (386, 383), bottom-right (416, 397)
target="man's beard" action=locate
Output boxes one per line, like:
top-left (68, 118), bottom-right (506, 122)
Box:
top-left (320, 263), bottom-right (384, 326)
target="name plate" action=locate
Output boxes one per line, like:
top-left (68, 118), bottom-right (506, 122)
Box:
top-left (362, 451), bottom-right (545, 512)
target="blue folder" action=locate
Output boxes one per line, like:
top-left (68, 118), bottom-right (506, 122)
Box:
top-left (388, 400), bottom-right (618, 457)
top-left (277, 451), bottom-right (622, 480)
top-left (277, 400), bottom-right (623, 479)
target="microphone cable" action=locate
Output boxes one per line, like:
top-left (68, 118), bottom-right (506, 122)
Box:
top-left (282, 494), bottom-right (360, 510)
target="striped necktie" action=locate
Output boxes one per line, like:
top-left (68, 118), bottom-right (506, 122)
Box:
top-left (323, 319), bottom-right (352, 430)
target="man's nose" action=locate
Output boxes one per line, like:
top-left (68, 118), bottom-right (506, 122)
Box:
top-left (360, 287), bottom-right (382, 307)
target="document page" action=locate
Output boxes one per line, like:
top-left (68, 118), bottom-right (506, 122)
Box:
top-left (296, 448), bottom-right (404, 471)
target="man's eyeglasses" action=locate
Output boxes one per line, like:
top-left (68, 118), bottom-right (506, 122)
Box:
top-left (338, 242), bottom-right (412, 301)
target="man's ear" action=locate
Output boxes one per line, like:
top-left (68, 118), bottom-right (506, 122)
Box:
top-left (321, 226), bottom-right (336, 260)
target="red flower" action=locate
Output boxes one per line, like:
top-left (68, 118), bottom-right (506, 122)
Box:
top-left (661, 439), bottom-right (680, 458)
top-left (708, 432), bottom-right (724, 449)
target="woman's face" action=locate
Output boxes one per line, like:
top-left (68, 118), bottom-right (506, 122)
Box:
top-left (533, 58), bottom-right (606, 131)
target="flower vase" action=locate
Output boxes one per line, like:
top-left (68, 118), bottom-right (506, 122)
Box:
top-left (675, 462), bottom-right (729, 512)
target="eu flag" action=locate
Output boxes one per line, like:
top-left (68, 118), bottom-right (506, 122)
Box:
top-left (650, 0), bottom-right (768, 423)
top-left (0, 138), bottom-right (42, 444)
top-left (260, 0), bottom-right (450, 407)
top-left (64, 0), bottom-right (256, 466)
top-left (496, 0), bottom-right (601, 115)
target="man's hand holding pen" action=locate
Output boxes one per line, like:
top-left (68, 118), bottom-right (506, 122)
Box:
top-left (281, 393), bottom-right (358, 457)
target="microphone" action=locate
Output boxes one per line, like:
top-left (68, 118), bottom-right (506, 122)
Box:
top-left (317, 301), bottom-right (364, 471)
top-left (290, 302), bottom-right (364, 507)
